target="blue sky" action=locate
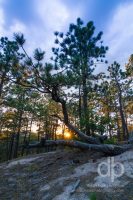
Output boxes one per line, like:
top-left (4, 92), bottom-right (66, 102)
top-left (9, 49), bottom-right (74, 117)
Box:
top-left (0, 0), bottom-right (133, 69)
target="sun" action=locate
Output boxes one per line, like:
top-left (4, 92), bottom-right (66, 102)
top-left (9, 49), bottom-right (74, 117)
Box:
top-left (56, 125), bottom-right (72, 139)
top-left (64, 131), bottom-right (71, 139)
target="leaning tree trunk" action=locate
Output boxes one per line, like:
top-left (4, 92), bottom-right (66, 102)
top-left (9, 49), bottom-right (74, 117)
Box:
top-left (51, 86), bottom-right (105, 144)
top-left (51, 86), bottom-right (107, 144)
top-left (20, 83), bottom-right (132, 156)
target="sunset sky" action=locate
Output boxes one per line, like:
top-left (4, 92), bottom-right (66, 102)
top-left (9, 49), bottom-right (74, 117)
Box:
top-left (0, 0), bottom-right (133, 69)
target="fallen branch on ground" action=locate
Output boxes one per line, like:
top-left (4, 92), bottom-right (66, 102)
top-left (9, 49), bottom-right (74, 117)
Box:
top-left (24, 139), bottom-right (133, 156)
top-left (70, 179), bottom-right (80, 195)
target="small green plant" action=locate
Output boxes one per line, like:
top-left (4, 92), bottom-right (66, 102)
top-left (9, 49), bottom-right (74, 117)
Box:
top-left (89, 192), bottom-right (96, 200)
top-left (104, 137), bottom-right (117, 144)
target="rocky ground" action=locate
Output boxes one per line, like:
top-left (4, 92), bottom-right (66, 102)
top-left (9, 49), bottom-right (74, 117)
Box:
top-left (0, 148), bottom-right (133, 200)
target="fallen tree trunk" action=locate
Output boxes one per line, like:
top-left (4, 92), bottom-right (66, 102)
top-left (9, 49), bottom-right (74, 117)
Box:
top-left (116, 137), bottom-right (133, 145)
top-left (66, 123), bottom-right (106, 144)
top-left (128, 137), bottom-right (133, 144)
top-left (25, 139), bottom-right (132, 156)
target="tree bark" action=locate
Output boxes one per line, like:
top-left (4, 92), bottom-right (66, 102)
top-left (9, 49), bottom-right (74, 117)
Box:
top-left (51, 87), bottom-right (105, 144)
top-left (0, 72), bottom-right (6, 98)
top-left (13, 109), bottom-right (23, 158)
top-left (82, 72), bottom-right (90, 135)
top-left (117, 82), bottom-right (129, 140)
top-left (25, 139), bottom-right (133, 156)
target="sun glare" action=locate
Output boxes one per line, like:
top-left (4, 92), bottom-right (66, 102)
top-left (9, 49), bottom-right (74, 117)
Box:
top-left (56, 126), bottom-right (72, 139)
top-left (64, 131), bottom-right (71, 139)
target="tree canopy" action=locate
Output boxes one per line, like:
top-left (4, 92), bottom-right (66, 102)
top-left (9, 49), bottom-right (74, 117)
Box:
top-left (0, 18), bottom-right (133, 161)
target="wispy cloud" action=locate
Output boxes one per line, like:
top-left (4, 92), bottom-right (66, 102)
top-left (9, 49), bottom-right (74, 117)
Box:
top-left (104, 2), bottom-right (133, 65)
top-left (1, 0), bottom-right (133, 67)
top-left (0, 7), bottom-right (5, 35)
top-left (32, 0), bottom-right (82, 59)
top-left (0, 0), bottom-right (82, 60)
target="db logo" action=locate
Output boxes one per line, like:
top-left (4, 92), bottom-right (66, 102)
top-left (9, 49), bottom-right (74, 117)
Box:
top-left (97, 157), bottom-right (124, 182)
